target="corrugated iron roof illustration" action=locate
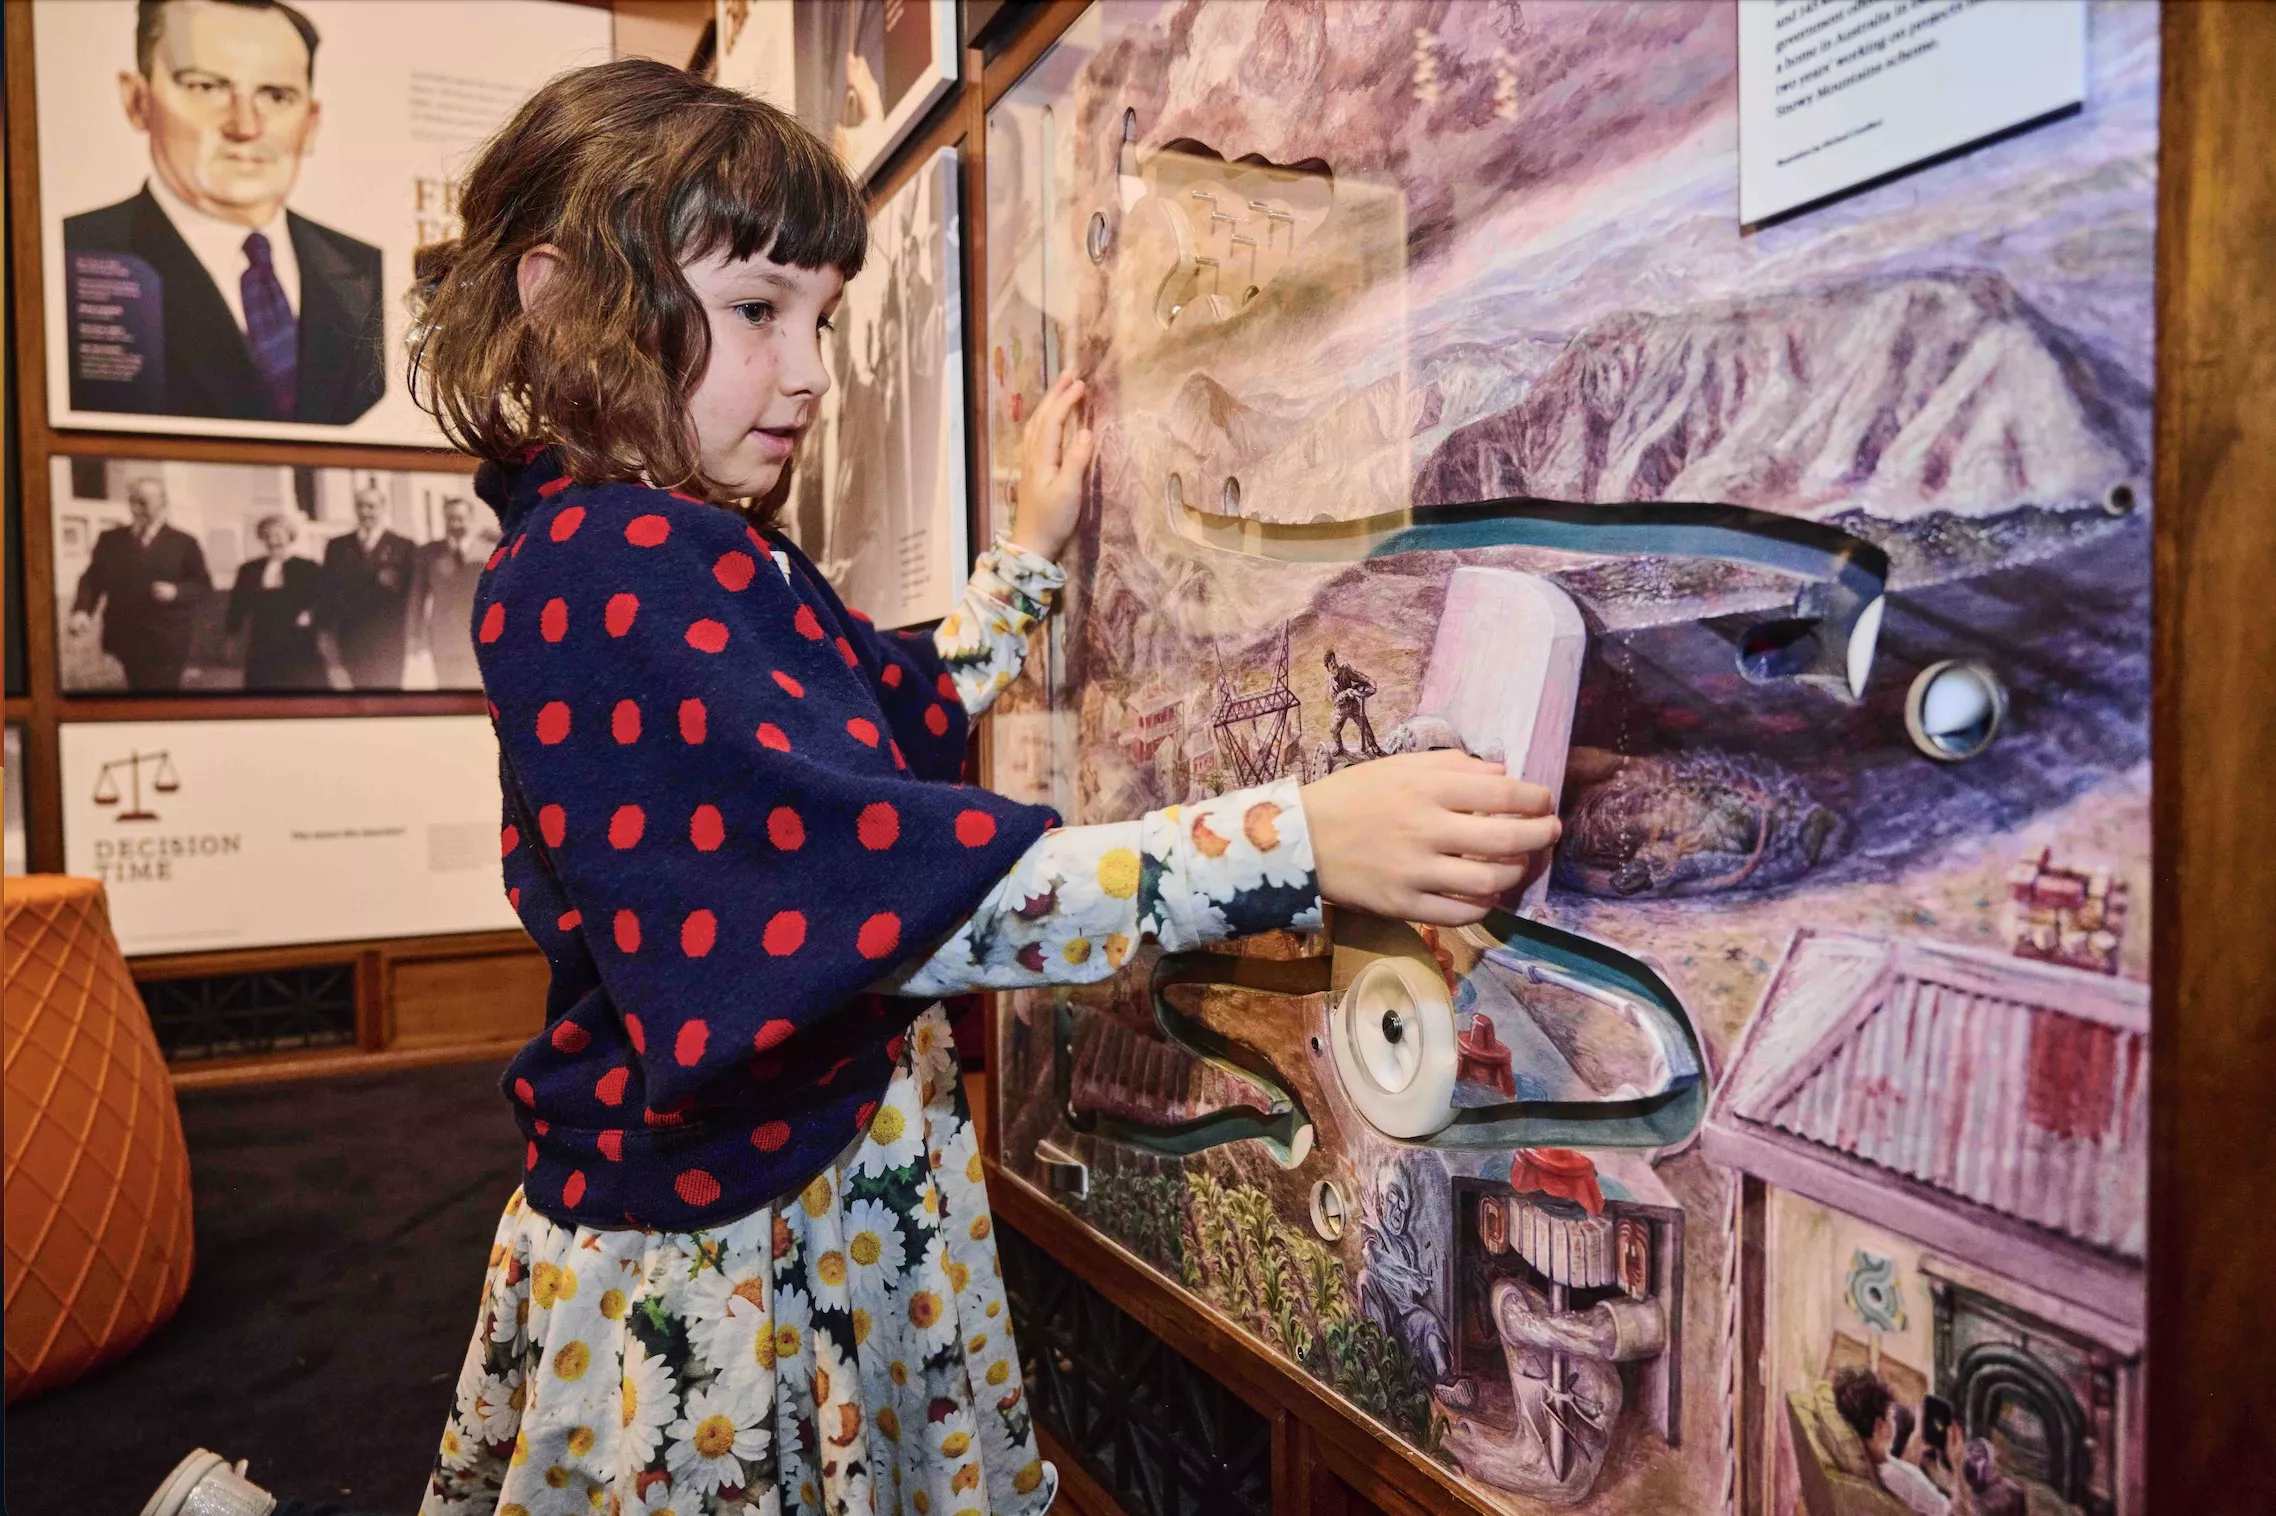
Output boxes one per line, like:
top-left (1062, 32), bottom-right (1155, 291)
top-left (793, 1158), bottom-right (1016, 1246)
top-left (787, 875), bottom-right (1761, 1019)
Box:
top-left (1706, 928), bottom-right (2147, 1325)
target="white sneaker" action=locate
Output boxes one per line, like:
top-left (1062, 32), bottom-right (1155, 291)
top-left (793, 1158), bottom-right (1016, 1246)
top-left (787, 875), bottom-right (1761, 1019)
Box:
top-left (139, 1451), bottom-right (279, 1516)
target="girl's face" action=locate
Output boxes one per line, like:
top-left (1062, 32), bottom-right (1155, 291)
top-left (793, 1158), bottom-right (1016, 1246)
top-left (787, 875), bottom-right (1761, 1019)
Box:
top-left (681, 249), bottom-right (844, 499)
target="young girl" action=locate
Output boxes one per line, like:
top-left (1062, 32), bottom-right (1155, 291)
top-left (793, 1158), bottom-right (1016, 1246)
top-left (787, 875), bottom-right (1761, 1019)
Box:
top-left (402, 59), bottom-right (1557, 1516)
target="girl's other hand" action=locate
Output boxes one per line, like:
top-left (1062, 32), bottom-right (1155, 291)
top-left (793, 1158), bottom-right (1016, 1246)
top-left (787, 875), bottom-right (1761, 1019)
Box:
top-left (1300, 750), bottom-right (1563, 926)
top-left (1010, 370), bottom-right (1093, 562)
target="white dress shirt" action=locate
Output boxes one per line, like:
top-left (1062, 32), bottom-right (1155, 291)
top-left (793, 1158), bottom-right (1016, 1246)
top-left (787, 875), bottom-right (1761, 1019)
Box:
top-left (1879, 1458), bottom-right (1951, 1516)
top-left (145, 175), bottom-right (302, 334)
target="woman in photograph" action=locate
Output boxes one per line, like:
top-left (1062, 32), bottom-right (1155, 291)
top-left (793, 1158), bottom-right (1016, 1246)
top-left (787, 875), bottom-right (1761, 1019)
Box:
top-left (224, 512), bottom-right (328, 689)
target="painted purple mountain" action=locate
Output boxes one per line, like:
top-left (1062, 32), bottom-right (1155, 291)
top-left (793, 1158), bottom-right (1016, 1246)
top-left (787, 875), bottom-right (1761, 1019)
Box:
top-left (1413, 271), bottom-right (2149, 523)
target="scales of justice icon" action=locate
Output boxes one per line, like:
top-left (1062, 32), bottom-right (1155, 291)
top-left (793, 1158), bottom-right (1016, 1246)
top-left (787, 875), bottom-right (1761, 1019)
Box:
top-left (91, 751), bottom-right (179, 822)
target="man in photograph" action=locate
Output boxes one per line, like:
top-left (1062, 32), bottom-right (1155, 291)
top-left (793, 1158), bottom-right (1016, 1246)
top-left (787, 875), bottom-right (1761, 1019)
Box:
top-left (65, 477), bottom-right (212, 690)
top-left (414, 494), bottom-right (490, 689)
top-left (321, 486), bottom-right (415, 688)
top-left (63, 0), bottom-right (385, 426)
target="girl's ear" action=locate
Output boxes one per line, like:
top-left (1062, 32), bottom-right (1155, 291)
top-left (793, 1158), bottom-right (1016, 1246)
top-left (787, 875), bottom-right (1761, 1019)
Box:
top-left (516, 244), bottom-right (567, 316)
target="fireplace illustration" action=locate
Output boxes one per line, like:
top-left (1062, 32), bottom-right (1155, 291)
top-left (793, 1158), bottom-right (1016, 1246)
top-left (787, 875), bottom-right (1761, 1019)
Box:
top-left (1704, 929), bottom-right (2146, 1516)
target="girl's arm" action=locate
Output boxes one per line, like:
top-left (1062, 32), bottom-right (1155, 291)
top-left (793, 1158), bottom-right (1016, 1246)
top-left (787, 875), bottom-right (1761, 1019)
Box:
top-left (885, 776), bottom-right (1319, 995)
top-left (928, 536), bottom-right (1065, 718)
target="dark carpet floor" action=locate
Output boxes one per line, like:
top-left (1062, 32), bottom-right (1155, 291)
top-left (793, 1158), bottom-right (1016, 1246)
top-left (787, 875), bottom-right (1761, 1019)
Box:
top-left (5, 1060), bottom-right (525, 1516)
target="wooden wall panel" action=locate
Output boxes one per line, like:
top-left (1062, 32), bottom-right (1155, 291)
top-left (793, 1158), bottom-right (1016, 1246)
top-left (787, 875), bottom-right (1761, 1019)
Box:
top-left (388, 947), bottom-right (551, 1051)
top-left (2147, 6), bottom-right (2276, 1512)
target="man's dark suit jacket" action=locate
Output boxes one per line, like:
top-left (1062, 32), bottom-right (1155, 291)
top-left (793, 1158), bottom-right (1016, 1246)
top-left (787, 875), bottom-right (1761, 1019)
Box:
top-left (70, 522), bottom-right (211, 686)
top-left (63, 186), bottom-right (385, 426)
top-left (321, 529), bottom-right (416, 688)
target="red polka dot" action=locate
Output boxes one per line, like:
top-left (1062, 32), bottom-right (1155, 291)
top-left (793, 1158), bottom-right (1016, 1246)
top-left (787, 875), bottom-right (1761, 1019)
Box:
top-left (595, 1067), bottom-right (629, 1106)
top-left (857, 912), bottom-right (902, 960)
top-left (527, 1141), bottom-right (538, 1170)
top-left (772, 670), bottom-right (805, 698)
top-left (681, 910), bottom-right (716, 958)
top-left (479, 603), bottom-right (505, 643)
top-left (857, 802), bottom-right (900, 851)
top-left (551, 1020), bottom-right (590, 1053)
top-left (674, 1017), bottom-right (709, 1065)
top-left (625, 1014), bottom-right (645, 1053)
top-left (675, 1169), bottom-right (722, 1207)
top-left (500, 824), bottom-right (520, 857)
top-left (605, 593), bottom-right (639, 637)
top-left (541, 598), bottom-right (569, 642)
top-left (890, 741), bottom-right (908, 770)
top-left (679, 699), bottom-right (707, 744)
top-left (762, 911), bottom-right (807, 956)
top-left (508, 886), bottom-right (521, 909)
top-left (753, 1019), bottom-right (795, 1053)
top-left (855, 1100), bottom-right (879, 1131)
top-left (548, 504), bottom-right (584, 540)
top-left (847, 717), bottom-right (880, 747)
top-left (533, 1119), bottom-right (549, 1137)
top-left (767, 807), bottom-right (805, 850)
top-left (538, 804), bottom-right (566, 847)
top-left (486, 545), bottom-right (506, 571)
top-left (488, 701), bottom-right (500, 723)
top-left (539, 474), bottom-right (573, 498)
top-left (562, 1170), bottom-right (587, 1207)
top-left (690, 805), bottom-right (725, 851)
top-left (818, 1055), bottom-right (854, 1086)
top-left (836, 636), bottom-right (859, 668)
top-left (686, 618), bottom-right (729, 654)
top-left (625, 514), bottom-right (671, 547)
top-left (848, 607), bottom-right (873, 625)
top-left (955, 810), bottom-right (997, 847)
top-left (753, 1121), bottom-right (791, 1152)
top-left (746, 526), bottom-right (765, 549)
top-left (793, 605), bottom-right (823, 640)
top-left (607, 805), bottom-right (645, 849)
top-left (597, 1130), bottom-right (623, 1162)
top-left (714, 551), bottom-right (757, 591)
top-left (612, 699), bottom-right (641, 744)
top-left (885, 1033), bottom-right (907, 1062)
top-left (757, 723), bottom-right (792, 752)
top-left (557, 909), bottom-right (582, 930)
top-left (536, 702), bottom-right (571, 744)
top-left (613, 910), bottom-right (641, 952)
top-left (514, 1078), bottom-right (535, 1104)
top-left (881, 663), bottom-right (904, 688)
top-left (924, 703), bottom-right (950, 736)
top-left (512, 534), bottom-right (526, 557)
top-left (937, 672), bottom-right (958, 699)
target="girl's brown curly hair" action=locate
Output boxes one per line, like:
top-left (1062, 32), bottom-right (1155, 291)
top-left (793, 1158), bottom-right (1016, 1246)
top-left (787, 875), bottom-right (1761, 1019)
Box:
top-left (409, 58), bottom-right (868, 505)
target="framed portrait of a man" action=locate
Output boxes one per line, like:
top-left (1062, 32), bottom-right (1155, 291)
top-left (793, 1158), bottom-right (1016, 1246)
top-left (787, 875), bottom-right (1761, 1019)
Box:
top-left (715, 0), bottom-right (957, 185)
top-left (31, 0), bottom-right (612, 445)
top-left (51, 455), bottom-right (492, 694)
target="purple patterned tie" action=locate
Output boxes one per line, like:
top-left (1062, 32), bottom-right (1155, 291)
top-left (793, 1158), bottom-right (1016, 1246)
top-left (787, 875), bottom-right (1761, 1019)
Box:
top-left (241, 231), bottom-right (297, 421)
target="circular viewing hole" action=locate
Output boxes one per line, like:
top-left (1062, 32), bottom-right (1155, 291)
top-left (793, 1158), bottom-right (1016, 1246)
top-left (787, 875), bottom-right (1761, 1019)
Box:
top-left (2104, 481), bottom-right (2137, 517)
top-left (1222, 476), bottom-right (1243, 513)
top-left (1241, 284), bottom-right (1262, 306)
top-left (1309, 1179), bottom-right (1350, 1242)
top-left (1122, 107), bottom-right (1138, 143)
top-left (1905, 660), bottom-right (2007, 762)
top-left (1166, 473), bottom-right (1186, 512)
top-left (1309, 1034), bottom-right (1324, 1055)
top-left (1087, 210), bottom-right (1111, 264)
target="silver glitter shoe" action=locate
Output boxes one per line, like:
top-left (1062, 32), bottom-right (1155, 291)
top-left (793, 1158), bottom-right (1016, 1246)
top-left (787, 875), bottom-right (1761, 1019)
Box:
top-left (139, 1450), bottom-right (279, 1516)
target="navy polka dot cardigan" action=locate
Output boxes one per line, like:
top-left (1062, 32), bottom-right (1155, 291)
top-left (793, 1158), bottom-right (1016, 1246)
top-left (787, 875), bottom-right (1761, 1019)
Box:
top-left (473, 452), bottom-right (1057, 1232)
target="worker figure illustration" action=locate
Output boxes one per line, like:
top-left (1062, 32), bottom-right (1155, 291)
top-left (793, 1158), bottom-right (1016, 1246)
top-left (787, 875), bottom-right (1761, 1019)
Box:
top-left (1326, 647), bottom-right (1385, 760)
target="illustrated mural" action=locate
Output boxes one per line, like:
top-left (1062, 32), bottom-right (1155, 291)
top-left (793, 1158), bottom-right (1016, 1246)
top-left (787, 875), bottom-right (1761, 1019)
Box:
top-left (984, 5), bottom-right (2156, 1514)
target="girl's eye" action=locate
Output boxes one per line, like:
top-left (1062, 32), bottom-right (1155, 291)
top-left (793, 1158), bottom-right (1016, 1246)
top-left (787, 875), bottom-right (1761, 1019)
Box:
top-left (734, 301), bottom-right (776, 326)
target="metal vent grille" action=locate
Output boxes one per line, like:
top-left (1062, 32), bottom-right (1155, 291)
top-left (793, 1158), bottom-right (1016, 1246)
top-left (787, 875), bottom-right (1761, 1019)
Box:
top-left (1001, 1222), bottom-right (1272, 1516)
top-left (138, 964), bottom-right (358, 1063)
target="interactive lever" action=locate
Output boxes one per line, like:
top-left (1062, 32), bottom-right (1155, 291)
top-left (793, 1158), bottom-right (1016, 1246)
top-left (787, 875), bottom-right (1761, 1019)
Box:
top-left (1167, 492), bottom-right (1890, 701)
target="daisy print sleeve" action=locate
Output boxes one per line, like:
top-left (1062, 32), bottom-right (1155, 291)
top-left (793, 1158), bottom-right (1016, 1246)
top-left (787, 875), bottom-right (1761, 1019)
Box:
top-left (476, 456), bottom-right (1058, 1230)
top-left (886, 777), bottom-right (1322, 996)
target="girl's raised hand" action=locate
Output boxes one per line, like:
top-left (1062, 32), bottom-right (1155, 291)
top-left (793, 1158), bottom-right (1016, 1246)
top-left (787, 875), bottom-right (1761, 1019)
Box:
top-left (1300, 750), bottom-right (1563, 926)
top-left (1010, 370), bottom-right (1094, 562)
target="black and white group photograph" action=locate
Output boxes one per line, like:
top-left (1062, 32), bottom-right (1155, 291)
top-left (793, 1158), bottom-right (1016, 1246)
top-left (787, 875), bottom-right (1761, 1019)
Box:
top-left (51, 456), bottom-right (491, 692)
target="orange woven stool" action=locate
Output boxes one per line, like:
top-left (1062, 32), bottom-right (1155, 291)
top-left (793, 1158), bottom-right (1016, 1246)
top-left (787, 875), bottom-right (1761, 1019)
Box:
top-left (4, 875), bottom-right (195, 1402)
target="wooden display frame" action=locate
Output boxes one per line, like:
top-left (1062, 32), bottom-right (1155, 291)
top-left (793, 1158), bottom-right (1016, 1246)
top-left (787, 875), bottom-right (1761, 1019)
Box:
top-left (954, 5), bottom-right (2276, 1516)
